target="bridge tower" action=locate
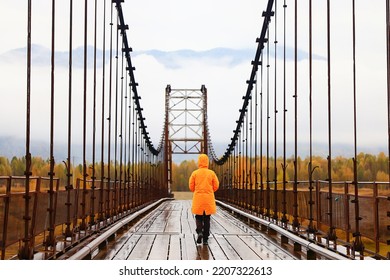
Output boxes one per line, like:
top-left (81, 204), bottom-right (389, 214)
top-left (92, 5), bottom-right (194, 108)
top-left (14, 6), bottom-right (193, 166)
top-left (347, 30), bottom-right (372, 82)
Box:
top-left (164, 85), bottom-right (208, 190)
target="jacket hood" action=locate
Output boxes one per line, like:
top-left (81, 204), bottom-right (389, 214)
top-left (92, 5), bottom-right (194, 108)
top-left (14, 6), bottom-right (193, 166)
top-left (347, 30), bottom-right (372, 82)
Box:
top-left (198, 154), bottom-right (209, 168)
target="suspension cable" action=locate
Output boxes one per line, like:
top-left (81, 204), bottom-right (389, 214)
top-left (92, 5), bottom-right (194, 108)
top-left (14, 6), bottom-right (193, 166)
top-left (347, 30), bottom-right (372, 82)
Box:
top-left (266, 26), bottom-right (271, 218)
top-left (326, 0), bottom-right (337, 245)
top-left (260, 51), bottom-right (265, 215)
top-left (113, 12), bottom-right (119, 217)
top-left (351, 0), bottom-right (364, 258)
top-left (292, 0), bottom-right (300, 230)
top-left (21, 0), bottom-right (33, 260)
top-left (106, 1), bottom-right (114, 220)
top-left (307, 0), bottom-right (317, 235)
top-left (99, 0), bottom-right (107, 223)
top-left (65, 0), bottom-right (74, 238)
top-left (90, 0), bottom-right (98, 226)
top-left (47, 0), bottom-right (56, 247)
top-left (119, 36), bottom-right (125, 214)
top-left (281, 0), bottom-right (288, 226)
top-left (273, 0), bottom-right (278, 221)
top-left (80, 0), bottom-right (88, 232)
top-left (212, 0), bottom-right (275, 165)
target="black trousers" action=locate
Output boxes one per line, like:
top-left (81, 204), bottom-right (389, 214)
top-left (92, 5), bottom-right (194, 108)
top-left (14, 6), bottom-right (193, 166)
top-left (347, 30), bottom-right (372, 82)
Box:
top-left (195, 212), bottom-right (210, 240)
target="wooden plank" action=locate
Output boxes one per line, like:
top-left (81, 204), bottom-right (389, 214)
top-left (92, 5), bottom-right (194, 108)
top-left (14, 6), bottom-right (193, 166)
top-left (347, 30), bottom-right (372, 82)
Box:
top-left (213, 213), bottom-right (246, 234)
top-left (205, 234), bottom-right (228, 260)
top-left (171, 200), bottom-right (184, 211)
top-left (187, 215), bottom-right (197, 233)
top-left (147, 210), bottom-right (169, 232)
top-left (210, 215), bottom-right (230, 234)
top-left (148, 234), bottom-right (170, 260)
top-left (157, 202), bottom-right (171, 211)
top-left (132, 209), bottom-right (164, 233)
top-left (185, 202), bottom-right (197, 233)
top-left (165, 208), bottom-right (181, 233)
top-left (180, 208), bottom-right (193, 234)
top-left (99, 228), bottom-right (136, 260)
top-left (251, 235), bottom-right (296, 260)
top-left (181, 233), bottom-right (200, 260)
top-left (111, 234), bottom-right (142, 260)
top-left (253, 234), bottom-right (304, 260)
top-left (213, 234), bottom-right (241, 260)
top-left (100, 200), bottom-right (304, 260)
top-left (239, 235), bottom-right (283, 260)
top-left (197, 243), bottom-right (213, 260)
top-left (215, 209), bottom-right (258, 234)
top-left (127, 234), bottom-right (156, 260)
top-left (168, 234), bottom-right (182, 260)
top-left (224, 235), bottom-right (262, 260)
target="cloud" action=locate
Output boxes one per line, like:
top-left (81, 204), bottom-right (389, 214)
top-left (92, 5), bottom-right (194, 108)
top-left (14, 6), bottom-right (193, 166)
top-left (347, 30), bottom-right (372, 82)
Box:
top-left (0, 44), bottom-right (326, 70)
top-left (0, 42), bottom-right (387, 159)
top-left (133, 48), bottom-right (253, 69)
top-left (0, 44), bottom-right (107, 68)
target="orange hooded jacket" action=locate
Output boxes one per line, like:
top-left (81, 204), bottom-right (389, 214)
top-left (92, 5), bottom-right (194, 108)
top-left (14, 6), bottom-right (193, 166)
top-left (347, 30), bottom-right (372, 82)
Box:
top-left (189, 154), bottom-right (219, 215)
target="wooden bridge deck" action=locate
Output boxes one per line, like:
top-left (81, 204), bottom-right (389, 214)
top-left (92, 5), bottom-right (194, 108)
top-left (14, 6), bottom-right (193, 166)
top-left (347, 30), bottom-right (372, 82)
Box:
top-left (96, 200), bottom-right (297, 260)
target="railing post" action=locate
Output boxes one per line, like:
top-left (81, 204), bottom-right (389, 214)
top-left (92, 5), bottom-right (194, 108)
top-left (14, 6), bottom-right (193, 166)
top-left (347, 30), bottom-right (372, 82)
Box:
top-left (344, 182), bottom-right (351, 256)
top-left (388, 191), bottom-right (390, 259)
top-left (315, 180), bottom-right (321, 241)
top-left (64, 161), bottom-right (73, 238)
top-left (29, 177), bottom-right (40, 258)
top-left (1, 177), bottom-right (11, 260)
top-left (73, 178), bottom-right (80, 233)
top-left (373, 182), bottom-right (379, 255)
top-left (45, 176), bottom-right (57, 250)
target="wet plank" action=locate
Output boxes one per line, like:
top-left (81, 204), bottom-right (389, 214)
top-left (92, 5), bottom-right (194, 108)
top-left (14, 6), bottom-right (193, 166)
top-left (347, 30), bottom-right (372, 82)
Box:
top-left (181, 233), bottom-right (200, 260)
top-left (111, 234), bottom-right (142, 260)
top-left (240, 235), bottom-right (283, 260)
top-left (180, 207), bottom-right (193, 234)
top-left (147, 210), bottom-right (169, 232)
top-left (206, 235), bottom-right (228, 260)
top-left (252, 235), bottom-right (297, 260)
top-left (224, 235), bottom-right (262, 260)
top-left (132, 209), bottom-right (163, 233)
top-left (197, 243), bottom-right (213, 260)
top-left (168, 234), bottom-right (182, 260)
top-left (127, 234), bottom-right (156, 260)
top-left (212, 234), bottom-right (241, 260)
top-left (165, 207), bottom-right (181, 233)
top-left (102, 200), bottom-right (298, 260)
top-left (148, 234), bottom-right (170, 260)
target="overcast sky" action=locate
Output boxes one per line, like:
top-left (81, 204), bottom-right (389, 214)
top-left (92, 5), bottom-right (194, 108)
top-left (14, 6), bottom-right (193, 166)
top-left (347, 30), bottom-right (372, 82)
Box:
top-left (0, 0), bottom-right (388, 161)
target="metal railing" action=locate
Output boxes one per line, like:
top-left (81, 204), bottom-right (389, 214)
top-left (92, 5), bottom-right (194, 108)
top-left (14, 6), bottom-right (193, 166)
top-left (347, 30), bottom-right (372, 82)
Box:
top-left (0, 175), bottom-right (168, 260)
top-left (216, 180), bottom-right (390, 259)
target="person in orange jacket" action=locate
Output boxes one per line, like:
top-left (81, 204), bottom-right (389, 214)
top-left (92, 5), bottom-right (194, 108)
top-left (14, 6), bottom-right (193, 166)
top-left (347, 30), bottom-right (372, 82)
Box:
top-left (189, 154), bottom-right (219, 245)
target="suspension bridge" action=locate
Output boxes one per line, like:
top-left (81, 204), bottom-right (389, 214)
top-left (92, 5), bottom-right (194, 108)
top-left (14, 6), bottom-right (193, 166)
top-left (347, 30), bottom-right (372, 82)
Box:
top-left (0, 0), bottom-right (389, 261)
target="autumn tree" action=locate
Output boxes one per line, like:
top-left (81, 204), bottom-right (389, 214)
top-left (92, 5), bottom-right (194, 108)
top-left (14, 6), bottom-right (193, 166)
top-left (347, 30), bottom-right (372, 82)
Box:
top-left (0, 156), bottom-right (11, 175)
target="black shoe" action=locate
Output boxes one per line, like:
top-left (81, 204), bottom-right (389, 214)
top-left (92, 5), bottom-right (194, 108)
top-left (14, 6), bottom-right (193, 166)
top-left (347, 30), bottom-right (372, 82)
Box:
top-left (196, 233), bottom-right (203, 244)
top-left (203, 239), bottom-right (208, 245)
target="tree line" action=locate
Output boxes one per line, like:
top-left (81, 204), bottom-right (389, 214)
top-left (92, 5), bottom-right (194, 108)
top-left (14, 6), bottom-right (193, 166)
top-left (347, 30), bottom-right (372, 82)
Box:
top-left (0, 152), bottom-right (389, 191)
top-left (171, 152), bottom-right (389, 191)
